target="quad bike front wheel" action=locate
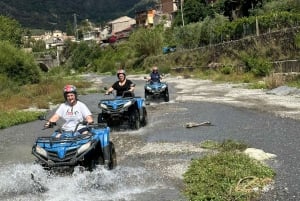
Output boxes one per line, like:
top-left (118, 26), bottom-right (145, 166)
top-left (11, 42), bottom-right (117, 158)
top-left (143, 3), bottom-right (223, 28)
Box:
top-left (141, 107), bottom-right (148, 126)
top-left (97, 113), bottom-right (105, 123)
top-left (106, 142), bottom-right (117, 170)
top-left (144, 90), bottom-right (151, 101)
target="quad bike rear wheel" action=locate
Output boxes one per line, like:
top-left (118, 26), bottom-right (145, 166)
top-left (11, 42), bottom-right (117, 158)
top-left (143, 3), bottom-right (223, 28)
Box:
top-left (129, 109), bottom-right (140, 130)
top-left (164, 89), bottom-right (169, 102)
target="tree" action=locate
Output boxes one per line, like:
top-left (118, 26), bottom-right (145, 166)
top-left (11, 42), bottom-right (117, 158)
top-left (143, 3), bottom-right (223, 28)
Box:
top-left (0, 15), bottom-right (23, 46)
top-left (129, 26), bottom-right (164, 57)
top-left (32, 40), bottom-right (46, 52)
top-left (219, 0), bottom-right (263, 20)
top-left (69, 41), bottom-right (101, 71)
top-left (253, 0), bottom-right (300, 15)
top-left (183, 0), bottom-right (209, 24)
top-left (0, 41), bottom-right (41, 84)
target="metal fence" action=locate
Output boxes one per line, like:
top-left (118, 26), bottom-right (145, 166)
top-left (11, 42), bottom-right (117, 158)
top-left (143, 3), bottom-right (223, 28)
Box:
top-left (272, 60), bottom-right (300, 73)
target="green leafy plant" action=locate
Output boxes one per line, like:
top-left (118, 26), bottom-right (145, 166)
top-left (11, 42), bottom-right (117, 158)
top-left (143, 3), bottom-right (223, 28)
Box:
top-left (220, 65), bottom-right (233, 75)
top-left (0, 111), bottom-right (43, 129)
top-left (184, 140), bottom-right (275, 201)
top-left (242, 55), bottom-right (272, 77)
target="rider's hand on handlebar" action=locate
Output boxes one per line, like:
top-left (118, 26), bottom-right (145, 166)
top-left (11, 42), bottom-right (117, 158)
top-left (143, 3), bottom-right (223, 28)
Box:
top-left (44, 121), bottom-right (55, 128)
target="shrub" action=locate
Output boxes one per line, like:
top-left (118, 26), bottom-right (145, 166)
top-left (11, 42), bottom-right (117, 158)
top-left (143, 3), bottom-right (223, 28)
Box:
top-left (242, 55), bottom-right (272, 77)
top-left (220, 65), bottom-right (233, 74)
top-left (183, 151), bottom-right (275, 201)
top-left (0, 41), bottom-right (41, 85)
top-left (129, 26), bottom-right (164, 57)
top-left (264, 73), bottom-right (286, 89)
top-left (0, 111), bottom-right (43, 129)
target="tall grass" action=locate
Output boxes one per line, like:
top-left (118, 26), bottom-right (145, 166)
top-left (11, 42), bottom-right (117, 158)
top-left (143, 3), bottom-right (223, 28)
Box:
top-left (0, 110), bottom-right (43, 129)
top-left (0, 73), bottom-right (92, 128)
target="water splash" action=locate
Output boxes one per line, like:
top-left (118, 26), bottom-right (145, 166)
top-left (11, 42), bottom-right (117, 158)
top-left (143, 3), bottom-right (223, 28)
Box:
top-left (0, 164), bottom-right (169, 201)
top-left (0, 163), bottom-right (48, 200)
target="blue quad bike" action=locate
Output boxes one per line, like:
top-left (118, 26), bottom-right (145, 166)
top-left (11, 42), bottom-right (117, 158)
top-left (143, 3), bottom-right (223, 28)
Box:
top-left (98, 90), bottom-right (148, 130)
top-left (144, 79), bottom-right (169, 102)
top-left (32, 120), bottom-right (117, 172)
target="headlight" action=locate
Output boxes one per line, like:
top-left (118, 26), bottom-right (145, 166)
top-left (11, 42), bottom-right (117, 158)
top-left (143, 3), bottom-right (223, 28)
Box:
top-left (36, 145), bottom-right (47, 158)
top-left (77, 141), bottom-right (91, 154)
top-left (100, 103), bottom-right (108, 109)
top-left (146, 86), bottom-right (151, 90)
top-left (123, 101), bottom-right (133, 108)
top-left (161, 85), bottom-right (167, 89)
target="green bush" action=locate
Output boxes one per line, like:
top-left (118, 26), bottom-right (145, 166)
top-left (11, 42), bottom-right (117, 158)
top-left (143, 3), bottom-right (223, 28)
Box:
top-left (0, 111), bottom-right (43, 129)
top-left (220, 66), bottom-right (233, 74)
top-left (183, 151), bottom-right (275, 201)
top-left (295, 33), bottom-right (300, 49)
top-left (242, 55), bottom-right (272, 77)
top-left (69, 41), bottom-right (102, 70)
top-left (0, 16), bottom-right (23, 46)
top-left (0, 74), bottom-right (15, 93)
top-left (0, 41), bottom-right (41, 85)
top-left (32, 39), bottom-right (46, 52)
top-left (129, 26), bottom-right (164, 57)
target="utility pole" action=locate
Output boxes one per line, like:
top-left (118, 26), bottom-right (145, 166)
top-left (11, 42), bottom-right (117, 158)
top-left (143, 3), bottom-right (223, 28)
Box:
top-left (181, 0), bottom-right (184, 27)
top-left (251, 3), bottom-right (259, 36)
top-left (73, 13), bottom-right (78, 41)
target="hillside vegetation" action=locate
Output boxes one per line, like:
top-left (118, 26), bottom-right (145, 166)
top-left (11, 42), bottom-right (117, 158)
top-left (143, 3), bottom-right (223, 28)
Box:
top-left (0, 0), bottom-right (156, 30)
top-left (0, 0), bottom-right (300, 115)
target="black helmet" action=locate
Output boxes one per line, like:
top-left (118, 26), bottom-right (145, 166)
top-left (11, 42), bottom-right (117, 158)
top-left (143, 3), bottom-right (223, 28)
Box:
top-left (117, 69), bottom-right (126, 78)
top-left (63, 84), bottom-right (77, 100)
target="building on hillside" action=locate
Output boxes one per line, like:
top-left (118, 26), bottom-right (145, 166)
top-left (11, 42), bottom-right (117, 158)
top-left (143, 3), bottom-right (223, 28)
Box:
top-left (108, 16), bottom-right (136, 34)
top-left (52, 30), bottom-right (64, 38)
top-left (135, 9), bottom-right (156, 27)
top-left (153, 0), bottom-right (180, 27)
top-left (99, 16), bottom-right (136, 44)
top-left (160, 0), bottom-right (178, 15)
top-left (83, 27), bottom-right (102, 43)
top-left (44, 30), bottom-right (66, 49)
top-left (99, 26), bottom-right (112, 42)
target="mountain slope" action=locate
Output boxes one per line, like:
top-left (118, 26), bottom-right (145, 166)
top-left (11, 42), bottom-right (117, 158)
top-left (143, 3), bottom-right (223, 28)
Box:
top-left (0, 0), bottom-right (156, 31)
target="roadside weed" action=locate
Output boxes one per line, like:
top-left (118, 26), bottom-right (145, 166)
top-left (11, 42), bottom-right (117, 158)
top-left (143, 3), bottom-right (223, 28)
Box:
top-left (184, 140), bottom-right (275, 201)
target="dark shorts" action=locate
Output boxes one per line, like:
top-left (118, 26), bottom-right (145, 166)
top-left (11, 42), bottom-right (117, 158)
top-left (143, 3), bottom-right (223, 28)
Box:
top-left (77, 127), bottom-right (89, 134)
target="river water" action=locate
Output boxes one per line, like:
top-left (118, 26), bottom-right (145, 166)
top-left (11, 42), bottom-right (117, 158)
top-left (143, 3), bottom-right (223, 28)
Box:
top-left (0, 112), bottom-right (186, 201)
top-left (0, 163), bottom-right (180, 201)
top-left (0, 76), bottom-right (186, 201)
top-left (1, 75), bottom-right (300, 200)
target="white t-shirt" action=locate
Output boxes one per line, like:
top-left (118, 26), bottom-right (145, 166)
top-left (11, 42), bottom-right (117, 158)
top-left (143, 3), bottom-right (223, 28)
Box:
top-left (55, 101), bottom-right (92, 132)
